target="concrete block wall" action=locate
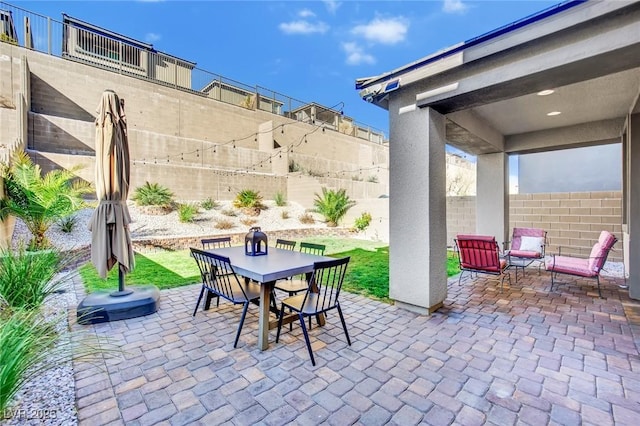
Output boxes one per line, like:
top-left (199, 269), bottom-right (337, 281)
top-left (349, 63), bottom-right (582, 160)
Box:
top-left (447, 192), bottom-right (623, 261)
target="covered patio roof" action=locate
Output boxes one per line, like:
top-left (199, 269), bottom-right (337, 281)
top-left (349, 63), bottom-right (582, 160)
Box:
top-left (356, 0), bottom-right (640, 312)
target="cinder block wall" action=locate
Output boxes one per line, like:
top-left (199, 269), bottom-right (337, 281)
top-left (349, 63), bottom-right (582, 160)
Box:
top-left (447, 192), bottom-right (623, 262)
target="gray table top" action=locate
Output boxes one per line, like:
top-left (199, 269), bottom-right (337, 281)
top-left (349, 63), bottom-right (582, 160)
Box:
top-left (205, 246), bottom-right (333, 283)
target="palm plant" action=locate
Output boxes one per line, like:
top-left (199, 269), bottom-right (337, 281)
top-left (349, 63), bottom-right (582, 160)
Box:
top-left (0, 151), bottom-right (92, 250)
top-left (313, 187), bottom-right (356, 227)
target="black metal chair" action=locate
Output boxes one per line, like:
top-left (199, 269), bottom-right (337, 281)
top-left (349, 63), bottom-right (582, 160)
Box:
top-left (201, 236), bottom-right (232, 250)
top-left (274, 242), bottom-right (326, 295)
top-left (276, 256), bottom-right (352, 366)
top-left (190, 248), bottom-right (261, 348)
top-left (275, 238), bottom-right (296, 250)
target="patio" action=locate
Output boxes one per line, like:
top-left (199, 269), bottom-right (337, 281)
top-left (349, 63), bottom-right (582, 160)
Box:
top-left (72, 269), bottom-right (640, 425)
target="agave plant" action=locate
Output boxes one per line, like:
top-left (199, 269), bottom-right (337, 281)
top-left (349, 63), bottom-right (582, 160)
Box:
top-left (313, 187), bottom-right (356, 227)
top-left (0, 151), bottom-right (92, 250)
top-left (233, 189), bottom-right (265, 216)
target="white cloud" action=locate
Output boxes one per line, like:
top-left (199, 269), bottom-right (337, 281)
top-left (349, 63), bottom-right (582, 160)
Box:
top-left (443, 0), bottom-right (468, 14)
top-left (323, 0), bottom-right (341, 15)
top-left (298, 9), bottom-right (315, 18)
top-left (279, 20), bottom-right (329, 35)
top-left (351, 17), bottom-right (408, 45)
top-left (145, 32), bottom-right (161, 43)
top-left (342, 42), bottom-right (375, 66)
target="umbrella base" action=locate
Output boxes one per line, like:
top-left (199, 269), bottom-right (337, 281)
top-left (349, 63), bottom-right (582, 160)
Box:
top-left (77, 285), bottom-right (160, 325)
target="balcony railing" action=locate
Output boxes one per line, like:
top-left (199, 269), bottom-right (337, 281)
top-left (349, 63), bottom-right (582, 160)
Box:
top-left (0, 1), bottom-right (388, 144)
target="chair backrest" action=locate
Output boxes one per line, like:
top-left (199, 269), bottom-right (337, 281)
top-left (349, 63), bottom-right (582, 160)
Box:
top-left (201, 236), bottom-right (231, 250)
top-left (510, 228), bottom-right (546, 253)
top-left (190, 248), bottom-right (245, 302)
top-left (302, 256), bottom-right (350, 312)
top-left (300, 242), bottom-right (326, 256)
top-left (587, 230), bottom-right (617, 273)
top-left (455, 234), bottom-right (502, 273)
top-left (275, 239), bottom-right (296, 251)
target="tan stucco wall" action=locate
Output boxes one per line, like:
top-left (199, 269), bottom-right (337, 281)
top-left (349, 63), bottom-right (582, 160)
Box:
top-left (447, 191), bottom-right (623, 262)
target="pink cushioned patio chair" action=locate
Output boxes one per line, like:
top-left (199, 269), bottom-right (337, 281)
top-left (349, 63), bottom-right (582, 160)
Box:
top-left (454, 234), bottom-right (511, 291)
top-left (504, 227), bottom-right (547, 280)
top-left (545, 230), bottom-right (617, 297)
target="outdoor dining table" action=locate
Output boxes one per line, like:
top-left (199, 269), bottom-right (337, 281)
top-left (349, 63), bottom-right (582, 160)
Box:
top-left (204, 245), bottom-right (333, 350)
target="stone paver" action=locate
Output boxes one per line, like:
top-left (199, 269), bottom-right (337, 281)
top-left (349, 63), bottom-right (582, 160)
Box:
top-left (72, 272), bottom-right (640, 425)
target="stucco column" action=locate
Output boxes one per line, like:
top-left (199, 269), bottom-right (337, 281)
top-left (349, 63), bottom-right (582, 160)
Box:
top-left (388, 105), bottom-right (447, 315)
top-left (628, 113), bottom-right (640, 300)
top-left (476, 153), bottom-right (509, 246)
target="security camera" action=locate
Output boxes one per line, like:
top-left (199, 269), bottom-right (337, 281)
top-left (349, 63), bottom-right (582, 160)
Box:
top-left (364, 94), bottom-right (374, 103)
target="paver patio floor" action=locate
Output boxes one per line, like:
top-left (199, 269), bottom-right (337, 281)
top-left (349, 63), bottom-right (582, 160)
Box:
top-left (73, 269), bottom-right (640, 425)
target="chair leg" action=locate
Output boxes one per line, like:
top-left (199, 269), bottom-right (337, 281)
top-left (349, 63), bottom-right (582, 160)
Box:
top-left (550, 270), bottom-right (555, 292)
top-left (234, 303), bottom-right (250, 348)
top-left (458, 270), bottom-right (466, 286)
top-left (298, 313), bottom-right (316, 366)
top-left (193, 286), bottom-right (205, 317)
top-left (275, 304), bottom-right (286, 343)
top-left (596, 276), bottom-right (602, 298)
top-left (337, 304), bottom-right (351, 346)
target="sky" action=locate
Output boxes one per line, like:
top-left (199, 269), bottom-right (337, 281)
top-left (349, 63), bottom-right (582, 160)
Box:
top-left (12, 0), bottom-right (559, 139)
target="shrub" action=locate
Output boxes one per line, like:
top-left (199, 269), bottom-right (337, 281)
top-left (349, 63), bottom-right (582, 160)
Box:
top-left (367, 175), bottom-right (379, 183)
top-left (221, 208), bottom-right (237, 217)
top-left (274, 191), bottom-right (287, 207)
top-left (299, 213), bottom-right (315, 224)
top-left (354, 212), bottom-right (373, 232)
top-left (132, 182), bottom-right (174, 208)
top-left (288, 160), bottom-right (302, 173)
top-left (214, 219), bottom-right (235, 230)
top-left (178, 203), bottom-right (199, 223)
top-left (58, 215), bottom-right (77, 233)
top-left (233, 189), bottom-right (265, 209)
top-left (0, 151), bottom-right (92, 250)
top-left (281, 211), bottom-right (290, 220)
top-left (0, 310), bottom-right (114, 413)
top-left (307, 169), bottom-right (324, 177)
top-left (240, 218), bottom-right (258, 227)
top-left (313, 187), bottom-right (356, 227)
top-left (0, 246), bottom-right (74, 311)
top-left (351, 175), bottom-right (363, 181)
top-left (201, 197), bottom-right (218, 210)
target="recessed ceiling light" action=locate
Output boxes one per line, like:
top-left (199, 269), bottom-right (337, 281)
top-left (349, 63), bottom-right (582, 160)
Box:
top-left (547, 111), bottom-right (561, 116)
top-left (537, 89), bottom-right (555, 96)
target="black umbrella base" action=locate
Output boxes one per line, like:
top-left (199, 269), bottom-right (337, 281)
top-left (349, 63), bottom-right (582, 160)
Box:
top-left (77, 285), bottom-right (160, 325)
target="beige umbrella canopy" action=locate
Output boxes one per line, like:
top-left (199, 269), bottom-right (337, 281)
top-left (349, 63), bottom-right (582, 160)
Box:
top-left (89, 89), bottom-right (135, 288)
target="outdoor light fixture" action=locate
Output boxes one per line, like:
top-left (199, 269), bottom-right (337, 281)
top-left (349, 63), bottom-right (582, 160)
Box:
top-left (245, 227), bottom-right (268, 256)
top-left (537, 89), bottom-right (555, 96)
top-left (547, 111), bottom-right (561, 116)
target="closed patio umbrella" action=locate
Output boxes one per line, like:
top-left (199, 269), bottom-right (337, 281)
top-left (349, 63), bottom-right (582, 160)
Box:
top-left (89, 89), bottom-right (134, 292)
top-left (78, 89), bottom-right (159, 324)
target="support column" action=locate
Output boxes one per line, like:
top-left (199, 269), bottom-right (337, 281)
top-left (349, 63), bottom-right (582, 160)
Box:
top-left (476, 153), bottom-right (509, 245)
top-left (628, 113), bottom-right (640, 300)
top-left (388, 104), bottom-right (447, 315)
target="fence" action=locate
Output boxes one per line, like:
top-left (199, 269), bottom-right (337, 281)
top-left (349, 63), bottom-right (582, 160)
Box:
top-left (0, 1), bottom-right (387, 144)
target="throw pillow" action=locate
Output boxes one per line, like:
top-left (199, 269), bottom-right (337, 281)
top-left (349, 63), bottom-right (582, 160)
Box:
top-left (519, 236), bottom-right (544, 253)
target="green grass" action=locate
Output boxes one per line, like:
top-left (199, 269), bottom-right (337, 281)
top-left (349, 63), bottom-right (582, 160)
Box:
top-left (79, 250), bottom-right (201, 292)
top-left (78, 240), bottom-right (462, 302)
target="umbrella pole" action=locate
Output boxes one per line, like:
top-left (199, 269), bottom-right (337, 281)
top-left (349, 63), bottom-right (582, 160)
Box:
top-left (111, 263), bottom-right (133, 297)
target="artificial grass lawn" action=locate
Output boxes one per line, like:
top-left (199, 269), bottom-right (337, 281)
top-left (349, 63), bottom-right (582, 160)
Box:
top-left (79, 238), bottom-right (461, 302)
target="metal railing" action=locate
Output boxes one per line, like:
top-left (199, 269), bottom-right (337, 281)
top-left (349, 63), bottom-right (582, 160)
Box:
top-left (0, 2), bottom-right (388, 144)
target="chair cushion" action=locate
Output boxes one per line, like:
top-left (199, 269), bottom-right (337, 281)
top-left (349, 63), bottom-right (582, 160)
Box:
top-left (507, 249), bottom-right (541, 259)
top-left (546, 256), bottom-right (597, 277)
top-left (519, 236), bottom-right (544, 253)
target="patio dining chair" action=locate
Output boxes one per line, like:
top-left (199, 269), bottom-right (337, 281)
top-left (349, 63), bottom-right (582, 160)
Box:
top-left (545, 230), bottom-right (617, 298)
top-left (275, 238), bottom-right (296, 250)
top-left (454, 234), bottom-right (511, 290)
top-left (201, 236), bottom-right (232, 250)
top-left (190, 248), bottom-right (261, 347)
top-left (276, 256), bottom-right (352, 366)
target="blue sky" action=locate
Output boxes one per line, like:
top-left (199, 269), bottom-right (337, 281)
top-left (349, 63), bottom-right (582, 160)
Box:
top-left (14, 0), bottom-right (558, 139)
